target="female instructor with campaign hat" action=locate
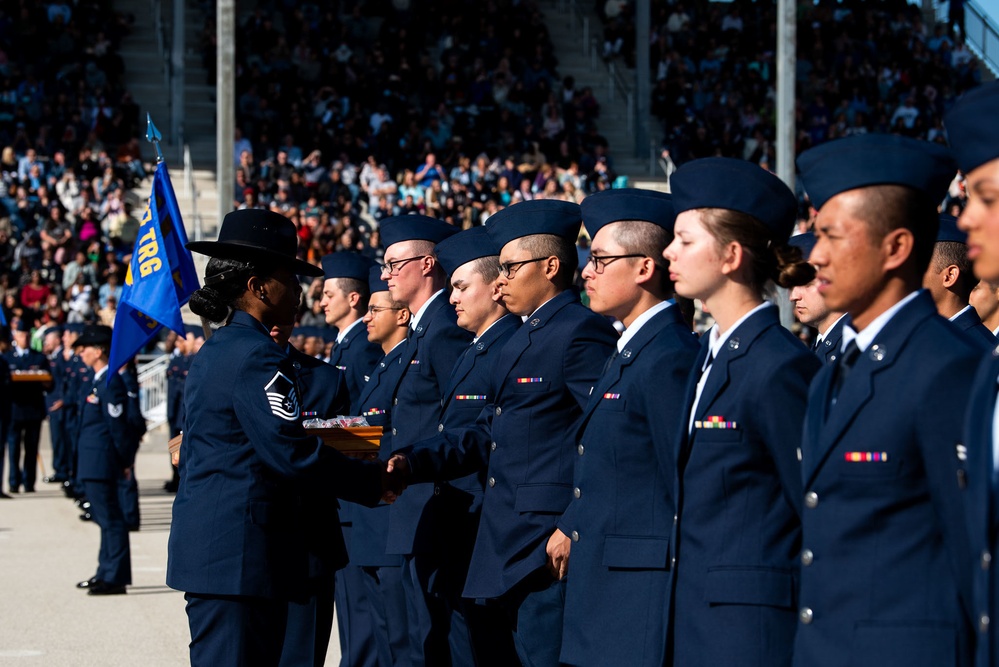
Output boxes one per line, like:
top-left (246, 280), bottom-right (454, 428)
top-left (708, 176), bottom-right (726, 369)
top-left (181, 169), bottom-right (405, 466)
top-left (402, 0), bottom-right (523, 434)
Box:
top-left (662, 158), bottom-right (821, 667)
top-left (166, 209), bottom-right (393, 667)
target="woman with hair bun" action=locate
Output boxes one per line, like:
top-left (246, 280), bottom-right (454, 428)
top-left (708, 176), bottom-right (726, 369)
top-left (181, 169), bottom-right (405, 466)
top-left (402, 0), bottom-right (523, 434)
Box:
top-left (166, 209), bottom-right (395, 667)
top-left (662, 158), bottom-right (821, 667)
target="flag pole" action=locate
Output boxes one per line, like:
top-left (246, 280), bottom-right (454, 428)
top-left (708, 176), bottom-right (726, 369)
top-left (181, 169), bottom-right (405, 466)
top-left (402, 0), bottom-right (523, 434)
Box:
top-left (146, 114), bottom-right (213, 340)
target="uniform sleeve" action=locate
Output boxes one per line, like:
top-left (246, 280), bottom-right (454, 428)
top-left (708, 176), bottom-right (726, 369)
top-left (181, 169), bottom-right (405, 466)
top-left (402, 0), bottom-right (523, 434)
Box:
top-left (562, 317), bottom-right (618, 409)
top-left (233, 340), bottom-right (383, 506)
top-left (400, 405), bottom-right (494, 482)
top-left (104, 374), bottom-right (137, 467)
top-left (751, 350), bottom-right (820, 516)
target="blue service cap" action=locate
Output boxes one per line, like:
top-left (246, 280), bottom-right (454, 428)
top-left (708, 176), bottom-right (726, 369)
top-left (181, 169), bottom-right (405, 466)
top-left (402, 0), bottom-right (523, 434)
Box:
top-left (379, 215), bottom-right (460, 248)
top-left (368, 264), bottom-right (390, 293)
top-left (944, 82), bottom-right (999, 174)
top-left (64, 322), bottom-right (85, 334)
top-left (580, 188), bottom-right (675, 239)
top-left (485, 200), bottom-right (582, 249)
top-left (670, 158), bottom-right (798, 242)
top-left (291, 326), bottom-right (306, 338)
top-left (937, 214), bottom-right (967, 244)
top-left (318, 327), bottom-right (337, 343)
top-left (788, 231), bottom-right (817, 260)
top-left (321, 251), bottom-right (375, 281)
top-left (434, 227), bottom-right (498, 276)
top-left (12, 318), bottom-right (31, 333)
top-left (797, 134), bottom-right (957, 211)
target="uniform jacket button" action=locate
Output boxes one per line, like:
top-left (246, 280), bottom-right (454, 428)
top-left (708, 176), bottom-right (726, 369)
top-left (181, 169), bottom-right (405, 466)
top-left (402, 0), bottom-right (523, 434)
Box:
top-left (392, 428), bottom-right (398, 436)
top-left (571, 530), bottom-right (579, 542)
top-left (801, 549), bottom-right (814, 566)
top-left (488, 477), bottom-right (496, 487)
top-left (804, 491), bottom-right (819, 509)
top-left (434, 485), bottom-right (441, 495)
top-left (495, 406), bottom-right (502, 416)
top-left (799, 608), bottom-right (814, 625)
top-left (490, 442), bottom-right (497, 451)
top-left (573, 487), bottom-right (581, 499)
top-left (577, 444), bottom-right (584, 455)
top-left (393, 398), bottom-right (398, 405)
top-left (983, 550), bottom-right (992, 570)
top-left (981, 614), bottom-right (991, 633)
top-left (438, 424), bottom-right (444, 432)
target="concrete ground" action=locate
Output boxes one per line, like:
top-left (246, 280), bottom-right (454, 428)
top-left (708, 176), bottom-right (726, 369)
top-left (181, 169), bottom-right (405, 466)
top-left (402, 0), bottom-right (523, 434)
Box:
top-left (0, 425), bottom-right (342, 666)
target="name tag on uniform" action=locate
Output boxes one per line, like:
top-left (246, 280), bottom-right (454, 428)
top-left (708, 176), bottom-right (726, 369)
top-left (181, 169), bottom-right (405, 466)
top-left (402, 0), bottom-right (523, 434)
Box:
top-left (844, 451), bottom-right (889, 462)
top-left (694, 416), bottom-right (737, 429)
top-left (603, 393), bottom-right (621, 400)
top-left (516, 377), bottom-right (543, 383)
top-left (455, 395), bottom-right (487, 400)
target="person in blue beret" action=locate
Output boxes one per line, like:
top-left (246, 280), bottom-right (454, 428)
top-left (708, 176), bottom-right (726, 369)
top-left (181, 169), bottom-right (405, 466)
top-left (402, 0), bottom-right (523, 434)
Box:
top-left (376, 214), bottom-right (474, 666)
top-left (388, 200), bottom-right (619, 667)
top-left (319, 252), bottom-right (384, 667)
top-left (923, 214), bottom-right (996, 349)
top-left (166, 209), bottom-right (401, 667)
top-left (661, 157), bottom-right (821, 667)
top-left (945, 80), bottom-right (999, 667)
top-left (787, 231), bottom-right (848, 362)
top-left (351, 264), bottom-right (413, 667)
top-left (795, 133), bottom-right (978, 667)
top-left (555, 188), bottom-right (699, 667)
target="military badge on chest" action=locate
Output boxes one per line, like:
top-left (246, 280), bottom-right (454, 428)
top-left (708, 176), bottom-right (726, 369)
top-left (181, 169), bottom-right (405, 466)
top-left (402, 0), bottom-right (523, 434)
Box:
top-left (264, 371), bottom-right (300, 421)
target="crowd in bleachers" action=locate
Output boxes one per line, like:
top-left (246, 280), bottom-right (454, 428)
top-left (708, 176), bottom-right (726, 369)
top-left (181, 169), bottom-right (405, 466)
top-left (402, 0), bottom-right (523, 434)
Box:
top-left (0, 0), bottom-right (142, 332)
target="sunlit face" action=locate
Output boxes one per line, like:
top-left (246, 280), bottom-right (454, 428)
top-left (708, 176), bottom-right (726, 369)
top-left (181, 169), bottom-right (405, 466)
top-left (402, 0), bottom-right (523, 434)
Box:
top-left (582, 223), bottom-right (644, 320)
top-left (495, 240), bottom-right (553, 317)
top-left (78, 344), bottom-right (102, 368)
top-left (662, 210), bottom-right (727, 302)
top-left (320, 279), bottom-right (353, 328)
top-left (959, 159), bottom-right (999, 282)
top-left (450, 261), bottom-right (501, 335)
top-left (788, 278), bottom-right (829, 329)
top-left (809, 189), bottom-right (890, 322)
top-left (970, 279), bottom-right (999, 323)
top-left (363, 291), bottom-right (405, 345)
top-left (381, 240), bottom-right (429, 306)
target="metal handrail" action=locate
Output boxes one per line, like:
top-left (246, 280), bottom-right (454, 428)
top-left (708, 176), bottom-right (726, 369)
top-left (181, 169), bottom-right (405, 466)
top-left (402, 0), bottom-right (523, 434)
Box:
top-left (963, 0), bottom-right (999, 76)
top-left (183, 144), bottom-right (203, 242)
top-left (137, 353), bottom-right (169, 429)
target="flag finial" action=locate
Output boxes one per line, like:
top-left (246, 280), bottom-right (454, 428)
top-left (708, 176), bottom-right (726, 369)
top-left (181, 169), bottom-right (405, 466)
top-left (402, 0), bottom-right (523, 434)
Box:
top-left (145, 113), bottom-right (164, 164)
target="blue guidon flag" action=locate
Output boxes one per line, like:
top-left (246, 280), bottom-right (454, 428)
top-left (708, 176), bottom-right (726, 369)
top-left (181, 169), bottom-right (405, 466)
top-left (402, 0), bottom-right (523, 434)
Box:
top-left (108, 161), bottom-right (200, 378)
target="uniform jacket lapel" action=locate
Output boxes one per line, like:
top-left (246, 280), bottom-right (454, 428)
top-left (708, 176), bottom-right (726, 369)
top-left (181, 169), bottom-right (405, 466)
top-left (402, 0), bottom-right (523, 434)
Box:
top-left (492, 290), bottom-right (576, 403)
top-left (440, 315), bottom-right (518, 414)
top-left (388, 295), bottom-right (446, 399)
top-left (803, 294), bottom-right (934, 486)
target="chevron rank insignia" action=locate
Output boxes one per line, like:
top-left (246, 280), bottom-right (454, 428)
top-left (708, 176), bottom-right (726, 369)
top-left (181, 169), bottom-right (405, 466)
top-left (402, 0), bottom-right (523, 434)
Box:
top-left (265, 371), bottom-right (300, 421)
top-left (107, 403), bottom-right (123, 418)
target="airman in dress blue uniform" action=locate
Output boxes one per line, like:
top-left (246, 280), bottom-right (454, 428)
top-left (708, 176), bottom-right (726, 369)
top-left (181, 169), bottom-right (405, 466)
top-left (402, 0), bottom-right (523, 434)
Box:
top-left (945, 80), bottom-right (999, 667)
top-left (166, 209), bottom-right (395, 667)
top-left (0, 326), bottom-right (11, 499)
top-left (3, 318), bottom-right (48, 493)
top-left (164, 331), bottom-right (190, 493)
top-left (377, 215), bottom-right (473, 666)
top-left (923, 214), bottom-right (997, 350)
top-left (60, 324), bottom-right (89, 499)
top-left (788, 232), bottom-right (848, 362)
top-left (420, 226), bottom-right (521, 666)
top-left (794, 134), bottom-right (978, 667)
top-left (319, 251), bottom-right (384, 667)
top-left (351, 264), bottom-right (413, 667)
top-left (662, 159), bottom-right (821, 667)
top-left (73, 325), bottom-right (138, 595)
top-left (392, 200), bottom-right (619, 667)
top-left (43, 326), bottom-right (71, 483)
top-left (555, 189), bottom-right (699, 667)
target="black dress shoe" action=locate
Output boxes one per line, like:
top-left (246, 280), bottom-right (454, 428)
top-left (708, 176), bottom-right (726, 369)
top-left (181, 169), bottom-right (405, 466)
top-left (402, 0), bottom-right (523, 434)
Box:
top-left (77, 577), bottom-right (101, 589)
top-left (79, 512), bottom-right (93, 522)
top-left (87, 581), bottom-right (126, 596)
top-left (0, 492), bottom-right (11, 499)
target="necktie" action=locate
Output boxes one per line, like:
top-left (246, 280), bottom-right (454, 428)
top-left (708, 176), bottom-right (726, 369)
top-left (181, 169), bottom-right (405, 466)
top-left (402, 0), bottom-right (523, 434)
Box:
top-left (811, 337), bottom-right (821, 352)
top-left (829, 340), bottom-right (860, 408)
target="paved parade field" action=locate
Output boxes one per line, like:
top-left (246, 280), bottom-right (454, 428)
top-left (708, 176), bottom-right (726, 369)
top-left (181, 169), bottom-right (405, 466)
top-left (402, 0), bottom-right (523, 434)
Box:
top-left (0, 425), bottom-right (342, 666)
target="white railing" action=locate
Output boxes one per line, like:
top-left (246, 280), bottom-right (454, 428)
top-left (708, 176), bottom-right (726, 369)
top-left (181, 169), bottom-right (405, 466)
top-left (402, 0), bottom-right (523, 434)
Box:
top-left (137, 353), bottom-right (169, 429)
top-left (964, 0), bottom-right (999, 76)
top-left (183, 144), bottom-right (203, 242)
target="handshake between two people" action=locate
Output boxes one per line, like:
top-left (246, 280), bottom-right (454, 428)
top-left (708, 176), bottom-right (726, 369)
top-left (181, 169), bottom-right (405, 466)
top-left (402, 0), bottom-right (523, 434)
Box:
top-left (378, 454), bottom-right (412, 504)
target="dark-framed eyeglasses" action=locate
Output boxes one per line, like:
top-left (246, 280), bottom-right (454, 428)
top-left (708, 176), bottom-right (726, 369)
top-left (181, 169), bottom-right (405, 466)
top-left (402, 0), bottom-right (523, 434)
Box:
top-left (499, 256), bottom-right (549, 279)
top-left (585, 253), bottom-right (646, 274)
top-left (382, 255), bottom-right (429, 275)
top-left (367, 305), bottom-right (403, 315)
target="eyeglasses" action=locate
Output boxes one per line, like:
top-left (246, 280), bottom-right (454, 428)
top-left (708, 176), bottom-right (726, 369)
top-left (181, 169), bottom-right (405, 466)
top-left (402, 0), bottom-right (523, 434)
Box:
top-left (367, 305), bottom-right (403, 315)
top-left (585, 253), bottom-right (646, 274)
top-left (381, 255), bottom-right (428, 275)
top-left (499, 256), bottom-right (549, 279)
